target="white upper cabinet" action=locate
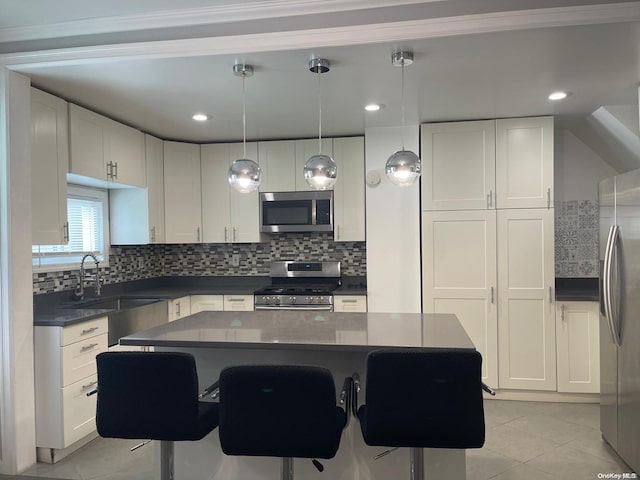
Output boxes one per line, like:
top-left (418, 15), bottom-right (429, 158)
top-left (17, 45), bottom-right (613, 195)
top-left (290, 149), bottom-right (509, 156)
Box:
top-left (110, 134), bottom-right (165, 244)
top-left (497, 208), bottom-right (556, 390)
top-left (422, 209), bottom-right (498, 388)
top-left (201, 142), bottom-right (261, 243)
top-left (333, 137), bottom-right (365, 242)
top-left (258, 140), bottom-right (296, 192)
top-left (422, 120), bottom-right (496, 211)
top-left (495, 116), bottom-right (554, 209)
top-left (68, 104), bottom-right (145, 187)
top-left (31, 88), bottom-right (69, 245)
top-left (163, 141), bottom-right (202, 244)
top-left (294, 138), bottom-right (333, 191)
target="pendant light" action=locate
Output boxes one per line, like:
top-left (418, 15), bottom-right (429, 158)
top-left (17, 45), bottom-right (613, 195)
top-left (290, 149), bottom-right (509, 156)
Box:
top-left (304, 58), bottom-right (337, 190)
top-left (228, 63), bottom-right (261, 193)
top-left (385, 50), bottom-right (421, 187)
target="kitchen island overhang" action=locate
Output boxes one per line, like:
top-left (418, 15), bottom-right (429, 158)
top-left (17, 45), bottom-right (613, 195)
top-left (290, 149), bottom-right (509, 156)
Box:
top-left (118, 311), bottom-right (477, 480)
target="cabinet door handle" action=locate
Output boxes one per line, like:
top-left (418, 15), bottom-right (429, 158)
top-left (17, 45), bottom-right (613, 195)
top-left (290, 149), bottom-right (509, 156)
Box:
top-left (81, 343), bottom-right (99, 352)
top-left (81, 326), bottom-right (99, 335)
top-left (197, 227), bottom-right (200, 242)
top-left (176, 302), bottom-right (181, 317)
top-left (113, 162), bottom-right (118, 179)
top-left (341, 299), bottom-right (357, 304)
top-left (227, 298), bottom-right (245, 302)
top-left (224, 227), bottom-right (228, 242)
top-left (547, 188), bottom-right (551, 209)
top-left (487, 190), bottom-right (493, 208)
top-left (490, 286), bottom-right (494, 304)
top-left (81, 380), bottom-right (98, 391)
top-left (106, 161), bottom-right (112, 179)
top-left (151, 226), bottom-right (156, 243)
top-left (63, 222), bottom-right (69, 242)
top-left (561, 304), bottom-right (566, 322)
top-left (233, 227), bottom-right (237, 242)
top-left (336, 225), bottom-right (340, 240)
top-left (549, 286), bottom-right (553, 303)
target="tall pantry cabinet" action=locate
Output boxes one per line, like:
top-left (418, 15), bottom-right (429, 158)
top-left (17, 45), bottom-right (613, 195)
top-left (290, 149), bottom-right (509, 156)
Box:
top-left (421, 116), bottom-right (555, 391)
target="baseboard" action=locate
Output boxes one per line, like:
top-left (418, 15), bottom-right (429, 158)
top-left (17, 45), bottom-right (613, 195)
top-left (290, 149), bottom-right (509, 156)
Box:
top-left (484, 389), bottom-right (599, 403)
top-left (36, 431), bottom-right (99, 464)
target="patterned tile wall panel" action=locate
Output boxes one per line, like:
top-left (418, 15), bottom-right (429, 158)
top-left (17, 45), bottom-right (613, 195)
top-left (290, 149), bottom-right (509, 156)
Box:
top-left (33, 235), bottom-right (367, 294)
top-left (554, 200), bottom-right (599, 277)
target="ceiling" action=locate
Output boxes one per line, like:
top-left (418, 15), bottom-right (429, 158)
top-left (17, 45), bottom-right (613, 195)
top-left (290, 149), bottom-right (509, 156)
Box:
top-left (2, 0), bottom-right (640, 153)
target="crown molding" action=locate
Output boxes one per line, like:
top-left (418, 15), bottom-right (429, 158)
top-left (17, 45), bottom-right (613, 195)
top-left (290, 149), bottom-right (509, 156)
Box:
top-left (0, 0), bottom-right (444, 43)
top-left (3, 2), bottom-right (640, 68)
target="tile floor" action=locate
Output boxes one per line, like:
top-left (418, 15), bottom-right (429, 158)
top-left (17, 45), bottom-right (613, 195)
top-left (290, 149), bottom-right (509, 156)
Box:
top-left (2, 399), bottom-right (635, 480)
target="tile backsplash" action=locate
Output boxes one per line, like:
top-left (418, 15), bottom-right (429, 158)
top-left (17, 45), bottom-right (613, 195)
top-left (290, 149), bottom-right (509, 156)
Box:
top-left (33, 233), bottom-right (366, 294)
top-left (555, 200), bottom-right (599, 277)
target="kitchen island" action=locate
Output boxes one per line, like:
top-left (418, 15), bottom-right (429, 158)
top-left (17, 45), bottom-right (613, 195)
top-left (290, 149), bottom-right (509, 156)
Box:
top-left (120, 311), bottom-right (476, 480)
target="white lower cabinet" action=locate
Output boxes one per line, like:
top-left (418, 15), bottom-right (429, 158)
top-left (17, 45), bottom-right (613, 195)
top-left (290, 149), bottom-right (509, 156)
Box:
top-left (168, 296), bottom-right (191, 321)
top-left (223, 295), bottom-right (254, 311)
top-left (35, 317), bottom-right (108, 458)
top-left (333, 295), bottom-right (367, 312)
top-left (497, 208), bottom-right (556, 391)
top-left (190, 294), bottom-right (224, 314)
top-left (556, 301), bottom-right (600, 393)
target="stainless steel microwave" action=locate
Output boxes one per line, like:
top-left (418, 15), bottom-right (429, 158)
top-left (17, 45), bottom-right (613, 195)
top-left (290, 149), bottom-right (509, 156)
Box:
top-left (260, 191), bottom-right (333, 233)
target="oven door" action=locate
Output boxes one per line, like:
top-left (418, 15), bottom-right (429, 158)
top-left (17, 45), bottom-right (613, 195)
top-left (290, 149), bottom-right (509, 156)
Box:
top-left (254, 305), bottom-right (334, 312)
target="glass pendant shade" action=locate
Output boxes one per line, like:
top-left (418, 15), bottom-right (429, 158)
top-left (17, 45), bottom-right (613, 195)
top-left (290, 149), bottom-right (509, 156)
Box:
top-left (385, 150), bottom-right (421, 187)
top-left (304, 154), bottom-right (337, 190)
top-left (228, 158), bottom-right (261, 193)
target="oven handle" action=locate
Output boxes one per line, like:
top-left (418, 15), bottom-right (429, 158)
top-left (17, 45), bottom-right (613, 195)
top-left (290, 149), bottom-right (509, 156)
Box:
top-left (254, 305), bottom-right (334, 311)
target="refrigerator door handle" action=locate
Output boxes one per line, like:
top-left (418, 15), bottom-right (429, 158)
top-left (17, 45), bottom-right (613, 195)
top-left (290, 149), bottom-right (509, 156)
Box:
top-left (604, 225), bottom-right (621, 346)
top-left (609, 225), bottom-right (622, 346)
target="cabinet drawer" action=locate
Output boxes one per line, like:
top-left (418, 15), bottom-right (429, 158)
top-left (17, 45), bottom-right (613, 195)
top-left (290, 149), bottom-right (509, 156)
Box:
top-left (191, 294), bottom-right (224, 314)
top-left (224, 295), bottom-right (254, 311)
top-left (334, 295), bottom-right (367, 312)
top-left (61, 333), bottom-right (107, 387)
top-left (62, 374), bottom-right (98, 446)
top-left (61, 317), bottom-right (108, 346)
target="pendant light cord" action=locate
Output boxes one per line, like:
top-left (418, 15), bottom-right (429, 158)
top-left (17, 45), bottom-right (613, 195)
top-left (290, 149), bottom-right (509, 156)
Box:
top-left (317, 71), bottom-right (322, 154)
top-left (242, 73), bottom-right (247, 158)
top-left (400, 59), bottom-right (406, 151)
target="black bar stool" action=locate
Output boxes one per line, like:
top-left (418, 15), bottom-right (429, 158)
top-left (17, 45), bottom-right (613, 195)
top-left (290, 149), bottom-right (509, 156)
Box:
top-left (93, 351), bottom-right (219, 480)
top-left (353, 348), bottom-right (487, 480)
top-left (218, 365), bottom-right (350, 480)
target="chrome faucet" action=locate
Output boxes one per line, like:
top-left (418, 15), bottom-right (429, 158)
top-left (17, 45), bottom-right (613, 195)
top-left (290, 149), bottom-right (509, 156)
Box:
top-left (77, 253), bottom-right (101, 298)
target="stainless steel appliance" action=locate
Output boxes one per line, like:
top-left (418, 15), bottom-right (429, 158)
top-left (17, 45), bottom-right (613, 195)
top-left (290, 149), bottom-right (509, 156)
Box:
top-left (260, 191), bottom-right (333, 233)
top-left (254, 261), bottom-right (341, 311)
top-left (600, 169), bottom-right (640, 474)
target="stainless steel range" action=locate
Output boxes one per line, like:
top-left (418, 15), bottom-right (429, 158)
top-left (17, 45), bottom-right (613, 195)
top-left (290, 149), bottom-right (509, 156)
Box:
top-left (254, 261), bottom-right (341, 311)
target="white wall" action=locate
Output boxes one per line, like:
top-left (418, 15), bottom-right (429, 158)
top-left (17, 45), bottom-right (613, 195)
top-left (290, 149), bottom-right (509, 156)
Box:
top-left (554, 128), bottom-right (617, 202)
top-left (0, 69), bottom-right (36, 474)
top-left (364, 126), bottom-right (421, 313)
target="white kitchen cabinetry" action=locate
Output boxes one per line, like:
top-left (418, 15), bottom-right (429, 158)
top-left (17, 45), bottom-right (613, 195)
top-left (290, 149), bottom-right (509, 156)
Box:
top-left (294, 138), bottom-right (333, 191)
top-left (333, 295), bottom-right (367, 312)
top-left (164, 141), bottom-right (202, 243)
top-left (333, 137), bottom-right (365, 242)
top-left (31, 88), bottom-right (69, 245)
top-left (168, 296), bottom-right (191, 321)
top-left (258, 140), bottom-right (296, 192)
top-left (110, 134), bottom-right (165, 244)
top-left (34, 317), bottom-right (108, 461)
top-left (421, 116), bottom-right (553, 211)
top-left (224, 295), bottom-right (254, 311)
top-left (68, 104), bottom-right (145, 187)
top-left (497, 208), bottom-right (556, 390)
top-left (421, 121), bottom-right (496, 211)
top-left (495, 116), bottom-right (554, 209)
top-left (191, 295), bottom-right (224, 314)
top-left (556, 301), bottom-right (600, 393)
top-left (422, 210), bottom-right (498, 388)
top-left (201, 142), bottom-right (261, 243)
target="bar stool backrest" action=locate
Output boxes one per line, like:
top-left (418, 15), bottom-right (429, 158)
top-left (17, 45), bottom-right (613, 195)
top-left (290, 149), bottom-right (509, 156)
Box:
top-left (360, 348), bottom-right (485, 449)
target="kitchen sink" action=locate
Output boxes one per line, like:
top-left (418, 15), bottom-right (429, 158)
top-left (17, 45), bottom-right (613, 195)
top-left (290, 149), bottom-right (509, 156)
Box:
top-left (62, 296), bottom-right (169, 346)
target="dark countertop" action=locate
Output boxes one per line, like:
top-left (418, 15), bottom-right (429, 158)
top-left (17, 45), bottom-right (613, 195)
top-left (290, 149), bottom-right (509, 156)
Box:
top-left (555, 277), bottom-right (599, 302)
top-left (33, 275), bottom-right (367, 327)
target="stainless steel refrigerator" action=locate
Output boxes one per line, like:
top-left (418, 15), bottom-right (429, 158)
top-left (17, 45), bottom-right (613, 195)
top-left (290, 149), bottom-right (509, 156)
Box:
top-left (600, 169), bottom-right (640, 474)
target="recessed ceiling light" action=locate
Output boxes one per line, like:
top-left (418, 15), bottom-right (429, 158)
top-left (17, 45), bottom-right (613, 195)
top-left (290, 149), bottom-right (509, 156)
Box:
top-left (365, 103), bottom-right (384, 112)
top-left (192, 113), bottom-right (209, 121)
top-left (548, 91), bottom-right (568, 101)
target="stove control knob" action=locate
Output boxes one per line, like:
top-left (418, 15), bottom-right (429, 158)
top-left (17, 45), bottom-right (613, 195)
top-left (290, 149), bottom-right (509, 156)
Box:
top-left (290, 296), bottom-right (297, 303)
top-left (308, 296), bottom-right (315, 303)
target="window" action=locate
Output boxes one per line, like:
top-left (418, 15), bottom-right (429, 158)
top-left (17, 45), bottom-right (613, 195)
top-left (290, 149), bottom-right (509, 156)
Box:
top-left (32, 185), bottom-right (110, 270)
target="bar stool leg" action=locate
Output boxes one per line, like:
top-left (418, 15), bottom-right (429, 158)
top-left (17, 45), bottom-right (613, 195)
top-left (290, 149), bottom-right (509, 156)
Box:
top-left (410, 447), bottom-right (424, 480)
top-left (160, 440), bottom-right (174, 480)
top-left (281, 457), bottom-right (294, 480)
